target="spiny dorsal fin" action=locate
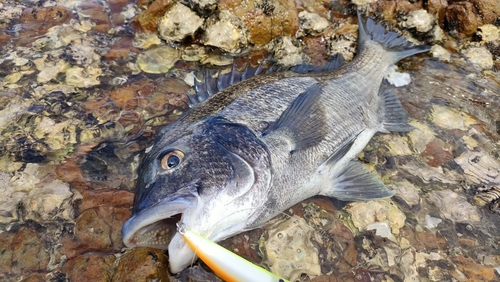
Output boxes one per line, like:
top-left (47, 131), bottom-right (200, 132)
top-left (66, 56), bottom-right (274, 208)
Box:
top-left (321, 160), bottom-right (395, 201)
top-left (379, 88), bottom-right (414, 132)
top-left (290, 54), bottom-right (345, 74)
top-left (262, 83), bottom-right (326, 152)
top-left (187, 61), bottom-right (269, 108)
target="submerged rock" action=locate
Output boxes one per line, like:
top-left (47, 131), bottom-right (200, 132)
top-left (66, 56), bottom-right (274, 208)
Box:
top-left (158, 3), bottom-right (204, 43)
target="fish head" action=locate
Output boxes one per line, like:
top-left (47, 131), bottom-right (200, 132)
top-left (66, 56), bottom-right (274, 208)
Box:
top-left (122, 117), bottom-right (272, 273)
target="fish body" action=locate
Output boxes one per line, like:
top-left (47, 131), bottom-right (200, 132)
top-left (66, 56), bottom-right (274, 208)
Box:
top-left (122, 13), bottom-right (429, 273)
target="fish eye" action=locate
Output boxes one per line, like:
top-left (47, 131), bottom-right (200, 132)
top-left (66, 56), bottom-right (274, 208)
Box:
top-left (160, 149), bottom-right (184, 170)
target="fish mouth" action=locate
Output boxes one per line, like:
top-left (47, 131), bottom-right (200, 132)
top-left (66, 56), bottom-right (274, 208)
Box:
top-left (122, 196), bottom-right (195, 249)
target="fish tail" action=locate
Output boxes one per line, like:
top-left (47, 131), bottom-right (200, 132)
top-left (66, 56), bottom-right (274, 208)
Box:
top-left (357, 11), bottom-right (430, 63)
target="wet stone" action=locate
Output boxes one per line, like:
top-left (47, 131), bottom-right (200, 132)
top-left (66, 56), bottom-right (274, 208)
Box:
top-left (112, 248), bottom-right (170, 282)
top-left (158, 3), bottom-right (204, 43)
top-left (443, 2), bottom-right (479, 37)
top-left (62, 253), bottom-right (116, 282)
top-left (17, 6), bottom-right (72, 46)
top-left (132, 0), bottom-right (175, 32)
top-left (60, 206), bottom-right (130, 259)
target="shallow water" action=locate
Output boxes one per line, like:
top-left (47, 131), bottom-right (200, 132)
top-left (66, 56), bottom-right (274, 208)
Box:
top-left (0, 0), bottom-right (500, 281)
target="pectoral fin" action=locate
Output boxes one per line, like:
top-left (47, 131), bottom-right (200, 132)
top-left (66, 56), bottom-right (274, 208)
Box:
top-left (320, 160), bottom-right (395, 201)
top-left (262, 83), bottom-right (327, 152)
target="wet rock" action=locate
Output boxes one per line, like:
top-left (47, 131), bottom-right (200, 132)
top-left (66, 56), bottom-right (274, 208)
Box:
top-left (75, 1), bottom-right (111, 33)
top-left (324, 23), bottom-right (359, 62)
top-left (203, 10), bottom-right (248, 53)
top-left (268, 37), bottom-right (304, 67)
top-left (451, 255), bottom-right (497, 281)
top-left (112, 248), bottom-right (170, 282)
top-left (17, 6), bottom-right (72, 46)
top-left (21, 177), bottom-right (75, 222)
top-left (455, 151), bottom-right (500, 184)
top-left (158, 3), bottom-right (204, 43)
top-left (62, 253), bottom-right (116, 282)
top-left (221, 0), bottom-right (299, 47)
top-left (443, 2), bottom-right (478, 37)
top-left (298, 11), bottom-right (330, 35)
top-left (33, 55), bottom-right (70, 84)
top-left (65, 65), bottom-right (102, 88)
top-left (352, 0), bottom-right (378, 5)
top-left (463, 46), bottom-right (494, 70)
top-left (133, 32), bottom-right (162, 49)
top-left (346, 199), bottom-right (406, 235)
top-left (404, 9), bottom-right (435, 33)
top-left (0, 227), bottom-right (51, 275)
top-left (390, 180), bottom-right (421, 207)
top-left (430, 45), bottom-right (452, 62)
top-left (430, 105), bottom-right (477, 130)
top-left (469, 0), bottom-right (500, 25)
top-left (136, 46), bottom-right (180, 73)
top-left (477, 24), bottom-right (500, 42)
top-left (260, 215), bottom-right (321, 281)
top-left (132, 0), bottom-right (175, 32)
top-left (60, 206), bottom-right (130, 259)
top-left (428, 190), bottom-right (481, 223)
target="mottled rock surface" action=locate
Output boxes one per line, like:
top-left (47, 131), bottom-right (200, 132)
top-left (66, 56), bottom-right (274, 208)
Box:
top-left (0, 0), bottom-right (499, 281)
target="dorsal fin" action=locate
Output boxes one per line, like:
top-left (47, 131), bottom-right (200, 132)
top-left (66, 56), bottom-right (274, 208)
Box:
top-left (290, 54), bottom-right (345, 74)
top-left (187, 61), bottom-right (270, 108)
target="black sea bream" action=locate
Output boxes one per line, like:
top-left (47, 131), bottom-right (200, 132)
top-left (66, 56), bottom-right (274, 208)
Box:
top-left (122, 13), bottom-right (429, 273)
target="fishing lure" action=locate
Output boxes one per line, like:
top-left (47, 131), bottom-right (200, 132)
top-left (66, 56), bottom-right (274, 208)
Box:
top-left (178, 224), bottom-right (289, 282)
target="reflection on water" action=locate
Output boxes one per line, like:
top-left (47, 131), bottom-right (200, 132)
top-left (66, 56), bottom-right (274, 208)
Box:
top-left (0, 0), bottom-right (500, 281)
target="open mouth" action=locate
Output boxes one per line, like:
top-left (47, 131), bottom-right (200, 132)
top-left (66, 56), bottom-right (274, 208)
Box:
top-left (122, 197), bottom-right (193, 249)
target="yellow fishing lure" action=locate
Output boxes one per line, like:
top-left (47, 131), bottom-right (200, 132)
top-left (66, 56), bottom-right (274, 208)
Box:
top-left (179, 225), bottom-right (289, 282)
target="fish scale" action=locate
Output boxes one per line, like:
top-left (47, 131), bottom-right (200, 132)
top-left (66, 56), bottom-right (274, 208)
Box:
top-left (122, 12), bottom-right (430, 275)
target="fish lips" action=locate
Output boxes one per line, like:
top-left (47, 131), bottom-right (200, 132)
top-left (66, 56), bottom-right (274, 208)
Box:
top-left (122, 193), bottom-right (196, 249)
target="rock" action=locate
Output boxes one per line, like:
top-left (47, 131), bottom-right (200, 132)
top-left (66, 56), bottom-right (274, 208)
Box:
top-left (62, 253), bottom-right (116, 282)
top-left (133, 32), bottom-right (162, 49)
top-left (352, 0), bottom-right (378, 5)
top-left (17, 6), bottom-right (72, 46)
top-left (60, 206), bottom-right (130, 259)
top-left (477, 24), bottom-right (500, 42)
top-left (346, 199), bottom-right (406, 235)
top-left (405, 9), bottom-right (434, 33)
top-left (221, 0), bottom-right (299, 47)
top-left (203, 10), bottom-right (247, 53)
top-left (11, 227), bottom-right (50, 274)
top-left (112, 248), bottom-right (170, 282)
top-left (298, 11), bottom-right (330, 35)
top-left (65, 65), bottom-right (102, 88)
top-left (430, 45), bottom-right (452, 62)
top-left (469, 0), bottom-right (500, 25)
top-left (132, 0), bottom-right (174, 32)
top-left (430, 105), bottom-right (477, 130)
top-left (390, 180), bottom-right (421, 207)
top-left (463, 47), bottom-right (494, 70)
top-left (428, 190), bottom-right (482, 223)
top-left (136, 45), bottom-right (180, 74)
top-left (260, 215), bottom-right (321, 281)
top-left (21, 178), bottom-right (74, 222)
top-left (268, 36), bottom-right (303, 67)
top-left (33, 55), bottom-right (70, 84)
top-left (443, 2), bottom-right (478, 37)
top-left (158, 3), bottom-right (204, 43)
top-left (455, 151), bottom-right (500, 184)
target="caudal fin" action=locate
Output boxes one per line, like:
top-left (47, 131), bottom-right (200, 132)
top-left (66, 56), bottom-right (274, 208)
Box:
top-left (357, 11), bottom-right (430, 63)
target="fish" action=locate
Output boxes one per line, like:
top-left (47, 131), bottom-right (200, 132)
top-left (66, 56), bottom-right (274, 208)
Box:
top-left (122, 12), bottom-right (430, 274)
top-left (178, 224), bottom-right (289, 282)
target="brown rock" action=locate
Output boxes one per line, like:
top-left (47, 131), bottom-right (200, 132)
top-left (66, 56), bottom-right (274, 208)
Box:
top-left (0, 231), bottom-right (14, 274)
top-left (443, 2), bottom-right (478, 37)
top-left (104, 37), bottom-right (140, 61)
top-left (303, 36), bottom-right (329, 67)
top-left (424, 0), bottom-right (448, 16)
top-left (420, 140), bottom-right (453, 167)
top-left (61, 206), bottom-right (130, 259)
top-left (451, 255), bottom-right (497, 281)
top-left (76, 1), bottom-right (111, 33)
top-left (17, 6), bottom-right (72, 46)
top-left (220, 0), bottom-right (300, 47)
top-left (62, 253), bottom-right (116, 282)
top-left (20, 273), bottom-right (46, 282)
top-left (470, 0), bottom-right (500, 25)
top-left (132, 0), bottom-right (175, 32)
top-left (78, 189), bottom-right (134, 211)
top-left (11, 227), bottom-right (50, 274)
top-left (400, 225), bottom-right (448, 251)
top-left (112, 248), bottom-right (170, 282)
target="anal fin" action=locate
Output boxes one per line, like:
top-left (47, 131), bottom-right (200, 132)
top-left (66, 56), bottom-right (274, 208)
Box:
top-left (380, 88), bottom-right (414, 132)
top-left (320, 161), bottom-right (395, 201)
top-left (263, 83), bottom-right (326, 152)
